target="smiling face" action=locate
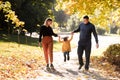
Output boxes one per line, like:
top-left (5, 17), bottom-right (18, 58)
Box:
top-left (47, 21), bottom-right (52, 26)
top-left (83, 18), bottom-right (89, 24)
top-left (83, 15), bottom-right (89, 24)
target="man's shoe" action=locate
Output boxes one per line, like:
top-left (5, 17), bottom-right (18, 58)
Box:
top-left (78, 64), bottom-right (84, 70)
top-left (85, 67), bottom-right (89, 71)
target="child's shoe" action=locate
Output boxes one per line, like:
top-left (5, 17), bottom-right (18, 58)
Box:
top-left (67, 56), bottom-right (70, 61)
top-left (64, 59), bottom-right (66, 62)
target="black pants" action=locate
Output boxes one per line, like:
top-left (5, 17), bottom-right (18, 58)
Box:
top-left (77, 41), bottom-right (91, 69)
top-left (63, 51), bottom-right (70, 61)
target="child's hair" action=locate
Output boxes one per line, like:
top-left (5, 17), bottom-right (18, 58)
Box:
top-left (63, 37), bottom-right (68, 41)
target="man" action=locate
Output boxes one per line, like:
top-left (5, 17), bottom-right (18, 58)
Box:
top-left (72, 15), bottom-right (99, 71)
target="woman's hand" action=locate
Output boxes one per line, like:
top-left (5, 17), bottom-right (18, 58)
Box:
top-left (38, 42), bottom-right (42, 47)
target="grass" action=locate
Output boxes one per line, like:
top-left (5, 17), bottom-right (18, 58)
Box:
top-left (0, 34), bottom-right (62, 51)
top-left (0, 34), bottom-right (76, 79)
top-left (105, 33), bottom-right (120, 36)
top-left (0, 41), bottom-right (45, 80)
top-left (0, 34), bottom-right (63, 80)
top-left (91, 48), bottom-right (107, 56)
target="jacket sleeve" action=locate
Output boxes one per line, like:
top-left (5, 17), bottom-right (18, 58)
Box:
top-left (73, 25), bottom-right (80, 33)
top-left (39, 26), bottom-right (43, 42)
top-left (58, 36), bottom-right (63, 43)
top-left (92, 25), bottom-right (98, 44)
top-left (51, 27), bottom-right (58, 37)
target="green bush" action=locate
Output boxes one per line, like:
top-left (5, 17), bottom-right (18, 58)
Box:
top-left (97, 27), bottom-right (106, 35)
top-left (104, 44), bottom-right (120, 66)
top-left (117, 29), bottom-right (120, 35)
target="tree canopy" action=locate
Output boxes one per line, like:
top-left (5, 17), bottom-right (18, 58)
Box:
top-left (1, 0), bottom-right (54, 33)
top-left (0, 1), bottom-right (24, 34)
top-left (56, 0), bottom-right (120, 31)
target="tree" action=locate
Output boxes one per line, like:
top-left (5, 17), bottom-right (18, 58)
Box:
top-left (0, 1), bottom-right (25, 47)
top-left (0, 1), bottom-right (24, 34)
top-left (56, 0), bottom-right (120, 33)
top-left (54, 10), bottom-right (69, 27)
top-left (3, 0), bottom-right (54, 33)
top-left (66, 13), bottom-right (80, 31)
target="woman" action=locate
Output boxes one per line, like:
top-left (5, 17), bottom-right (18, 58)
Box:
top-left (38, 18), bottom-right (58, 71)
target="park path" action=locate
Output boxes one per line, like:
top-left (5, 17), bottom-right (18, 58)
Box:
top-left (30, 48), bottom-right (109, 80)
top-left (30, 34), bottom-right (120, 80)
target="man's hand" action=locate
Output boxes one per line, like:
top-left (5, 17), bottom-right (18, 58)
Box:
top-left (71, 32), bottom-right (74, 35)
top-left (96, 44), bottom-right (99, 48)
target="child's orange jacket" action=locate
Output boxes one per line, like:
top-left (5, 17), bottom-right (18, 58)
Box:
top-left (59, 35), bottom-right (73, 52)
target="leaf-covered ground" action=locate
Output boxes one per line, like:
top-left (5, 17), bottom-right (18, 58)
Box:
top-left (0, 42), bottom-right (45, 80)
top-left (32, 49), bottom-right (120, 80)
top-left (0, 34), bottom-right (120, 80)
top-left (91, 56), bottom-right (120, 79)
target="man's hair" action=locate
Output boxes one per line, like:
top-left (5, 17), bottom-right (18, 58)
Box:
top-left (83, 15), bottom-right (89, 19)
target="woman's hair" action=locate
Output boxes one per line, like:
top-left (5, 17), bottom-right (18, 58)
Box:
top-left (44, 18), bottom-right (52, 26)
top-left (63, 37), bottom-right (68, 41)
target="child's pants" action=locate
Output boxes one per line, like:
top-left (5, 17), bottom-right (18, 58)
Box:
top-left (63, 51), bottom-right (70, 61)
top-left (42, 36), bottom-right (53, 64)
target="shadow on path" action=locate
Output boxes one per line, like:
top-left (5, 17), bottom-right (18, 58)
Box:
top-left (79, 69), bottom-right (108, 80)
top-left (66, 69), bottom-right (78, 75)
top-left (50, 70), bottom-right (64, 77)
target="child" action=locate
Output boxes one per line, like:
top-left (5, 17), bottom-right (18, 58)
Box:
top-left (58, 33), bottom-right (73, 62)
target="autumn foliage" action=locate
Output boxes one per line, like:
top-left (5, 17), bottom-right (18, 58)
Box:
top-left (104, 44), bottom-right (120, 66)
top-left (56, 0), bottom-right (120, 30)
top-left (0, 42), bottom-right (45, 80)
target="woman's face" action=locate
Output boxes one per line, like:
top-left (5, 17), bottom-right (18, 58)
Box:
top-left (47, 21), bottom-right (52, 26)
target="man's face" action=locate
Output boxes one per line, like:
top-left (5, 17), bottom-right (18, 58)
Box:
top-left (83, 19), bottom-right (89, 24)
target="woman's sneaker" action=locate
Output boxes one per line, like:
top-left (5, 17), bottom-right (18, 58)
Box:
top-left (50, 64), bottom-right (56, 71)
top-left (46, 64), bottom-right (51, 72)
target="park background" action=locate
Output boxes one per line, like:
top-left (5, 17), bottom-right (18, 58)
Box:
top-left (0, 0), bottom-right (120, 80)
